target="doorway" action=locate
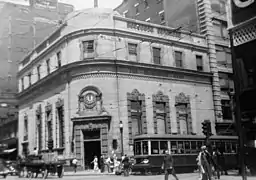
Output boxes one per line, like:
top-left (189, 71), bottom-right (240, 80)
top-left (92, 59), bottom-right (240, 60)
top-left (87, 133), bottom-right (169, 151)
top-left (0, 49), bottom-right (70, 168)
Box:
top-left (83, 130), bottom-right (101, 170)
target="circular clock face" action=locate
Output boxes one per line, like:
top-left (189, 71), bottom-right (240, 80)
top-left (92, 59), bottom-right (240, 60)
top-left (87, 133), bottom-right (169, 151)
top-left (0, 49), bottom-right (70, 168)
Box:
top-left (84, 93), bottom-right (96, 108)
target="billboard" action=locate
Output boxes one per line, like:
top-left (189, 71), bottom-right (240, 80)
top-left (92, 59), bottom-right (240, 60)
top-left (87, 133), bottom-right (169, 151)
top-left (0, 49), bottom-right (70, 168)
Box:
top-left (231, 0), bottom-right (256, 25)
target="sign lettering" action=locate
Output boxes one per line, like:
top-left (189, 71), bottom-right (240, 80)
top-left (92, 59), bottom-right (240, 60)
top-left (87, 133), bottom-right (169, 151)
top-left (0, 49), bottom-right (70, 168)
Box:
top-left (233, 0), bottom-right (255, 8)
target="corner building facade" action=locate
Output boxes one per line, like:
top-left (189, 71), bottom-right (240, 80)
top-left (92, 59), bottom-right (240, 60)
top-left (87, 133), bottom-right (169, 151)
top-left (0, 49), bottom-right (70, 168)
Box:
top-left (17, 8), bottom-right (215, 169)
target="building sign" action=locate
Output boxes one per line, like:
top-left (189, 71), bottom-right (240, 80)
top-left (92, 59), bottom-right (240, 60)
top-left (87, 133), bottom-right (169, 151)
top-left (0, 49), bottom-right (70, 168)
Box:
top-left (30, 0), bottom-right (58, 10)
top-left (231, 0), bottom-right (256, 25)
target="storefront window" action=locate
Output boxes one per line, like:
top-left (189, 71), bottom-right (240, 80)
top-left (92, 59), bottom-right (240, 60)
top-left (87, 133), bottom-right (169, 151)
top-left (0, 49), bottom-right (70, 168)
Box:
top-left (142, 141), bottom-right (148, 155)
top-left (151, 141), bottom-right (159, 154)
top-left (135, 142), bottom-right (141, 155)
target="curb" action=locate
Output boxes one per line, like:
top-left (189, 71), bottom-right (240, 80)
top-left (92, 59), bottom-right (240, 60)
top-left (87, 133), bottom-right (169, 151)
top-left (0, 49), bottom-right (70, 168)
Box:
top-left (64, 172), bottom-right (117, 176)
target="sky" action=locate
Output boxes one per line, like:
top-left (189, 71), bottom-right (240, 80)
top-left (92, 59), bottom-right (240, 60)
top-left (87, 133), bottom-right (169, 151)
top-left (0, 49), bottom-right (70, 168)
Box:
top-left (59, 0), bottom-right (123, 10)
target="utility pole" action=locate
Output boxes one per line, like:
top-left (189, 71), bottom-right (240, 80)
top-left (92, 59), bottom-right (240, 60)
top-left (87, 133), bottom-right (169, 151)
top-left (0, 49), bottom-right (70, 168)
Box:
top-left (229, 31), bottom-right (247, 180)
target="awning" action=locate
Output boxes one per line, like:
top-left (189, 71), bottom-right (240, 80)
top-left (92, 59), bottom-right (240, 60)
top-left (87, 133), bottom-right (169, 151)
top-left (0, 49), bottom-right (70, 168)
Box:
top-left (3, 148), bottom-right (16, 153)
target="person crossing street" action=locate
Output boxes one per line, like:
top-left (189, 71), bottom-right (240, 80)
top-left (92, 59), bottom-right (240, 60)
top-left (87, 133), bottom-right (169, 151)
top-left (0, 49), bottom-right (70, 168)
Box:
top-left (162, 149), bottom-right (179, 180)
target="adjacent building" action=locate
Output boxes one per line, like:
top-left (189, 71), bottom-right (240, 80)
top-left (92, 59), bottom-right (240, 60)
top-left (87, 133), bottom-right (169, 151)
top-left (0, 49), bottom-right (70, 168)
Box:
top-left (228, 0), bottom-right (256, 172)
top-left (115, 0), bottom-right (236, 135)
top-left (17, 8), bottom-right (216, 169)
top-left (0, 0), bottom-right (73, 156)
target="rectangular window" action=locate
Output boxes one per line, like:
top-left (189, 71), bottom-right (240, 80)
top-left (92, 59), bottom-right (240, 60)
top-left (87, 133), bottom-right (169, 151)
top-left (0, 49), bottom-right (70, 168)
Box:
top-left (156, 102), bottom-right (166, 134)
top-left (57, 106), bottom-right (65, 148)
top-left (131, 100), bottom-right (142, 135)
top-left (159, 11), bottom-right (165, 22)
top-left (153, 47), bottom-right (161, 64)
top-left (83, 40), bottom-right (94, 53)
top-left (151, 141), bottom-right (159, 154)
top-left (24, 116), bottom-right (28, 141)
top-left (128, 43), bottom-right (137, 55)
top-left (28, 73), bottom-right (32, 86)
top-left (135, 142), bottom-right (141, 155)
top-left (46, 59), bottom-right (50, 74)
top-left (135, 3), bottom-right (139, 15)
top-left (175, 51), bottom-right (183, 68)
top-left (196, 55), bottom-right (203, 71)
top-left (21, 77), bottom-right (24, 90)
top-left (143, 0), bottom-right (148, 8)
top-left (123, 10), bottom-right (128, 17)
top-left (37, 65), bottom-right (41, 80)
top-left (221, 100), bottom-right (232, 120)
top-left (57, 51), bottom-right (62, 68)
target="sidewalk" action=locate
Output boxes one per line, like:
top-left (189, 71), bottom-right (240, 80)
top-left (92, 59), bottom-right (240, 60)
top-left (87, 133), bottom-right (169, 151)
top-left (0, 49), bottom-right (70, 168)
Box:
top-left (64, 170), bottom-right (116, 176)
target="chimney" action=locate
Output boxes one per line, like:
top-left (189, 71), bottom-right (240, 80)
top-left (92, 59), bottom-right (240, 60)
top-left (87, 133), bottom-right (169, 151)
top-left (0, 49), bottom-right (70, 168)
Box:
top-left (94, 0), bottom-right (98, 8)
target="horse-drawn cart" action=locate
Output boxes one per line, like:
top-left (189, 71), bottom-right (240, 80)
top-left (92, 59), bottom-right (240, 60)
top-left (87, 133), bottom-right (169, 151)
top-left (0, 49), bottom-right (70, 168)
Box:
top-left (18, 153), bottom-right (65, 179)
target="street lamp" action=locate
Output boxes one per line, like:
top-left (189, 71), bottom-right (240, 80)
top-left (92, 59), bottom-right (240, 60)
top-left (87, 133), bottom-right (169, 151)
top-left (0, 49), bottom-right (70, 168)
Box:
top-left (119, 121), bottom-right (124, 156)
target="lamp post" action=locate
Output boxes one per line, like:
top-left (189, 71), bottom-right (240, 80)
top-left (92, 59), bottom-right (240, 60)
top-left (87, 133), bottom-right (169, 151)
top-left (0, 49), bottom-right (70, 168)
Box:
top-left (119, 121), bottom-right (124, 156)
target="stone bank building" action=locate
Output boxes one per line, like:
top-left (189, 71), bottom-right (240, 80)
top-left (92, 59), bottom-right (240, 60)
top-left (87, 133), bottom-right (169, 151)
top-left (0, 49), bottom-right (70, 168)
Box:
top-left (17, 8), bottom-right (215, 168)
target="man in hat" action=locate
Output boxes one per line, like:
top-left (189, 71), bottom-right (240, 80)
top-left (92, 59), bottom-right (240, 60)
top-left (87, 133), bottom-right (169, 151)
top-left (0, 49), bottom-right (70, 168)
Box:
top-left (197, 146), bottom-right (213, 180)
top-left (162, 150), bottom-right (179, 180)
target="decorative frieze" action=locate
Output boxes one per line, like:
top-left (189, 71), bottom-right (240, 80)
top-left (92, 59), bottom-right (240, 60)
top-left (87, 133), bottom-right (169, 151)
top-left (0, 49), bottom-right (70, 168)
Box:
top-left (127, 22), bottom-right (154, 33)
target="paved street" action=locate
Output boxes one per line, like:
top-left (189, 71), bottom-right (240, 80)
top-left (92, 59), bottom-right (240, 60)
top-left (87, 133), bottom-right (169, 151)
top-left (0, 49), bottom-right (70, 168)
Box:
top-left (4, 173), bottom-right (255, 180)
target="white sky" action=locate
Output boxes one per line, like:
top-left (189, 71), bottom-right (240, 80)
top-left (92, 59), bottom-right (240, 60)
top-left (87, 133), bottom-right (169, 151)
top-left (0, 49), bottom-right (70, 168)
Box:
top-left (59, 0), bottom-right (122, 10)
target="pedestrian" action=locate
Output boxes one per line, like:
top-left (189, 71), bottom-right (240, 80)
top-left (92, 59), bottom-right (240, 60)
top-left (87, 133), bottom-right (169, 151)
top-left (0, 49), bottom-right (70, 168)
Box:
top-left (100, 154), bottom-right (105, 173)
top-left (161, 149), bottom-right (179, 180)
top-left (122, 154), bottom-right (130, 176)
top-left (198, 146), bottom-right (213, 180)
top-left (212, 147), bottom-right (221, 179)
top-left (92, 155), bottom-right (99, 172)
top-left (72, 158), bottom-right (78, 173)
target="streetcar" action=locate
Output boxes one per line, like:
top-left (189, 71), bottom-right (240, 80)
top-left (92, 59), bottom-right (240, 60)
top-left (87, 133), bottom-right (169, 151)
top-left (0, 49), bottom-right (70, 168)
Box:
top-left (131, 134), bottom-right (238, 174)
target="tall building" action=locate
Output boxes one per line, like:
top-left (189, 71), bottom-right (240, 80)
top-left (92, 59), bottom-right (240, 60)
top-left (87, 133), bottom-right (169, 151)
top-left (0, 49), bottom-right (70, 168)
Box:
top-left (115, 0), bottom-right (236, 135)
top-left (0, 0), bottom-right (73, 158)
top-left (16, 7), bottom-right (230, 169)
top-left (228, 0), bottom-right (256, 174)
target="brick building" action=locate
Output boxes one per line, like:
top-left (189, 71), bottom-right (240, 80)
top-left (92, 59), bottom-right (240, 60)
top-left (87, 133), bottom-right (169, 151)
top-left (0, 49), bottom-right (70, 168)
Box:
top-left (115, 0), bottom-right (236, 136)
top-left (0, 0), bottom-right (73, 156)
top-left (17, 8), bottom-right (216, 169)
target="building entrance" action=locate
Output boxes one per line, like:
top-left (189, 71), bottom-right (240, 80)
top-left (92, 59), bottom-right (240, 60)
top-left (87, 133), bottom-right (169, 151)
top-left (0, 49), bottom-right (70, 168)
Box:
top-left (83, 130), bottom-right (101, 170)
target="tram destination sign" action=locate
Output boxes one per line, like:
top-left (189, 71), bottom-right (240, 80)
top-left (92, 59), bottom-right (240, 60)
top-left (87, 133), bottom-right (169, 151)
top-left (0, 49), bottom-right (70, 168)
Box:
top-left (231, 0), bottom-right (256, 25)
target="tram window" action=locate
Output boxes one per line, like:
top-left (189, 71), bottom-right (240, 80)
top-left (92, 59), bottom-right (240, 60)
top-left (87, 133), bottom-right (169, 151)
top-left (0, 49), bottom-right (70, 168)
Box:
top-left (231, 142), bottom-right (236, 153)
top-left (135, 142), bottom-right (141, 155)
top-left (191, 141), bottom-right (198, 153)
top-left (177, 141), bottom-right (184, 154)
top-left (151, 141), bottom-right (159, 154)
top-left (184, 141), bottom-right (191, 153)
top-left (142, 141), bottom-right (148, 155)
top-left (197, 141), bottom-right (203, 150)
top-left (226, 142), bottom-right (232, 153)
top-left (160, 141), bottom-right (168, 154)
top-left (171, 141), bottom-right (177, 154)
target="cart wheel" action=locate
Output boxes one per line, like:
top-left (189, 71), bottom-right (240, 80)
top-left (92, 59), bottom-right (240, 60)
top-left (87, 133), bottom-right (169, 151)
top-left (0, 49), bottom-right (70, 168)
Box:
top-left (43, 169), bottom-right (48, 179)
top-left (57, 166), bottom-right (64, 178)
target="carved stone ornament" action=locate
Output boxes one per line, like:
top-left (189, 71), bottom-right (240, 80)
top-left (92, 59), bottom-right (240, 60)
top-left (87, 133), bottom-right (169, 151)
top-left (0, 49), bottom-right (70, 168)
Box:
top-left (24, 113), bottom-right (28, 120)
top-left (175, 92), bottom-right (190, 105)
top-left (152, 91), bottom-right (169, 102)
top-left (45, 102), bottom-right (52, 112)
top-left (56, 98), bottom-right (64, 108)
top-left (36, 104), bottom-right (42, 115)
top-left (78, 86), bottom-right (106, 116)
